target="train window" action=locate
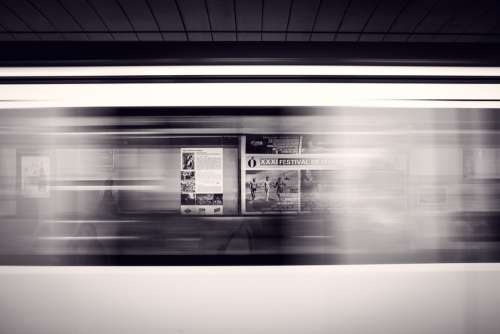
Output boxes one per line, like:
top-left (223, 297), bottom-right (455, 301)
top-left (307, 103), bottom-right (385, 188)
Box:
top-left (0, 107), bottom-right (500, 265)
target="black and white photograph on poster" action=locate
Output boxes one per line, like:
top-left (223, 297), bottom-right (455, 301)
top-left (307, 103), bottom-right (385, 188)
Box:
top-left (180, 171), bottom-right (196, 192)
top-left (195, 193), bottom-right (223, 205)
top-left (246, 135), bottom-right (300, 154)
top-left (182, 152), bottom-right (195, 170)
top-left (180, 148), bottom-right (223, 215)
top-left (245, 170), bottom-right (299, 213)
top-left (181, 193), bottom-right (195, 205)
top-left (21, 156), bottom-right (50, 198)
top-left (181, 180), bottom-right (195, 193)
top-left (181, 170), bottom-right (195, 180)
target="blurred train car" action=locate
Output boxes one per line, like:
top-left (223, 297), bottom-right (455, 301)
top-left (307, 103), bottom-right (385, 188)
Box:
top-left (0, 66), bottom-right (500, 334)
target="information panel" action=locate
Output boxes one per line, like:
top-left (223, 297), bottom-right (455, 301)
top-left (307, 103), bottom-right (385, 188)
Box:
top-left (180, 148), bottom-right (223, 215)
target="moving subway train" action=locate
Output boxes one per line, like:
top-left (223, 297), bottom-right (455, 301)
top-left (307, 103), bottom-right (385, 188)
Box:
top-left (0, 67), bottom-right (500, 333)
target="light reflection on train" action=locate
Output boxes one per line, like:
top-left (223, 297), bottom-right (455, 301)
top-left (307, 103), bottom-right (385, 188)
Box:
top-left (0, 107), bottom-right (499, 263)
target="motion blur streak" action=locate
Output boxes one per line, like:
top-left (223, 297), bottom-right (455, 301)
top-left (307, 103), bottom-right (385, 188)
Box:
top-left (0, 106), bottom-right (499, 264)
top-left (2, 83), bottom-right (500, 109)
top-left (2, 65), bottom-right (500, 77)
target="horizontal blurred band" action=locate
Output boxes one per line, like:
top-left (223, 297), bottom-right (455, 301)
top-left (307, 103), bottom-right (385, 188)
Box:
top-left (1, 65), bottom-right (500, 78)
top-left (1, 82), bottom-right (500, 109)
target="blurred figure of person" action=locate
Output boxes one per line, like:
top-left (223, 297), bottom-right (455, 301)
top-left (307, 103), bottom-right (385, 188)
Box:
top-left (249, 178), bottom-right (258, 201)
top-left (264, 176), bottom-right (271, 201)
top-left (301, 170), bottom-right (315, 211)
top-left (98, 179), bottom-right (118, 217)
top-left (275, 177), bottom-right (286, 203)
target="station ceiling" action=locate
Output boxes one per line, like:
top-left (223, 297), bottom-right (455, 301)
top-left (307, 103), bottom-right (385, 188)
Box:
top-left (0, 0), bottom-right (499, 43)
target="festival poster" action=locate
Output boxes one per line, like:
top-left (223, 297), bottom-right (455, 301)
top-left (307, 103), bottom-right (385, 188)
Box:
top-left (241, 135), bottom-right (405, 214)
top-left (21, 156), bottom-right (50, 198)
top-left (242, 135), bottom-right (301, 214)
top-left (180, 148), bottom-right (223, 215)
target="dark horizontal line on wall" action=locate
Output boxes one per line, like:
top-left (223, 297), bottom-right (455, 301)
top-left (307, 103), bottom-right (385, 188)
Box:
top-left (1, 75), bottom-right (500, 84)
top-left (6, 106), bottom-right (500, 118)
top-left (0, 107), bottom-right (341, 117)
top-left (0, 42), bottom-right (499, 67)
top-left (1, 30), bottom-right (500, 37)
top-left (0, 250), bottom-right (499, 266)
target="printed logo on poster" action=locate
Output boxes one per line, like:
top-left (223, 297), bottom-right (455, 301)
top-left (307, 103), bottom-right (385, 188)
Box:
top-left (247, 157), bottom-right (257, 168)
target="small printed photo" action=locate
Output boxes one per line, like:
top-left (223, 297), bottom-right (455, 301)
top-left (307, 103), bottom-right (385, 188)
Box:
top-left (181, 171), bottom-right (195, 181)
top-left (182, 152), bottom-right (195, 170)
top-left (246, 135), bottom-right (300, 154)
top-left (213, 193), bottom-right (223, 205)
top-left (181, 193), bottom-right (195, 205)
top-left (181, 179), bottom-right (195, 192)
top-left (195, 193), bottom-right (222, 205)
top-left (245, 170), bottom-right (299, 212)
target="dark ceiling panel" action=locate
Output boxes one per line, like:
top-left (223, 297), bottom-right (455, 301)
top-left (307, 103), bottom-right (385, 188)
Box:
top-left (384, 0), bottom-right (437, 42)
top-left (476, 0), bottom-right (500, 42)
top-left (207, 0), bottom-right (236, 41)
top-left (478, 22), bottom-right (500, 42)
top-left (34, 0), bottom-right (88, 41)
top-left (58, 0), bottom-right (113, 41)
top-left (0, 22), bottom-right (14, 41)
top-left (336, 0), bottom-right (380, 42)
top-left (360, 0), bottom-right (409, 42)
top-left (88, 0), bottom-right (138, 41)
top-left (0, 1), bottom-right (39, 40)
top-left (310, 0), bottom-right (351, 41)
top-left (176, 0), bottom-right (212, 41)
top-left (262, 0), bottom-right (292, 41)
top-left (285, 0), bottom-right (321, 41)
top-left (408, 0), bottom-right (459, 42)
top-left (456, 0), bottom-right (499, 42)
top-left (117, 0), bottom-right (162, 41)
top-left (147, 0), bottom-right (187, 41)
top-left (432, 0), bottom-right (482, 42)
top-left (235, 0), bottom-right (262, 41)
top-left (2, 0), bottom-right (64, 40)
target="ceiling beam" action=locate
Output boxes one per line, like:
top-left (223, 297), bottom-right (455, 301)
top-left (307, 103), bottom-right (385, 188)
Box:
top-left (0, 42), bottom-right (499, 67)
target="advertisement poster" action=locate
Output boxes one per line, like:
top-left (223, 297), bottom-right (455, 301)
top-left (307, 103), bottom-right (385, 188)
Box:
top-left (180, 148), bottom-right (223, 215)
top-left (241, 135), bottom-right (405, 214)
top-left (242, 135), bottom-right (301, 214)
top-left (21, 156), bottom-right (50, 198)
